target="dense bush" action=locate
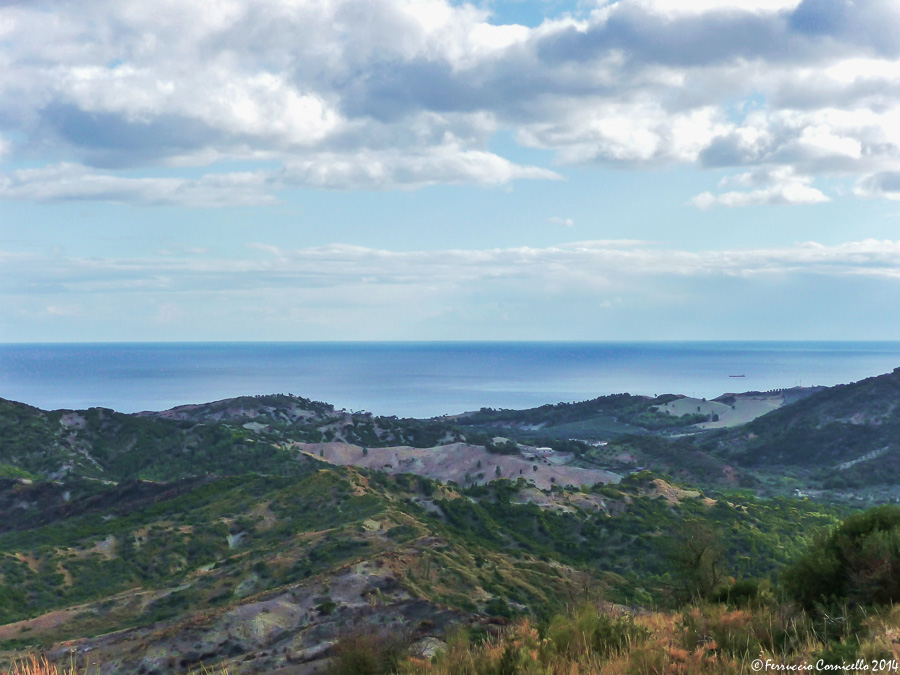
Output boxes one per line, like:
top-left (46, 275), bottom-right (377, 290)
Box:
top-left (545, 604), bottom-right (649, 659)
top-left (328, 627), bottom-right (411, 675)
top-left (783, 505), bottom-right (900, 609)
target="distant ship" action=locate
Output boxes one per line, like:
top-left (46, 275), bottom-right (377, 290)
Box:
top-left (729, 374), bottom-right (746, 378)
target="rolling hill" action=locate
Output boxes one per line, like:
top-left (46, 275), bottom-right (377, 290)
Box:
top-left (0, 391), bottom-right (853, 673)
top-left (706, 367), bottom-right (900, 490)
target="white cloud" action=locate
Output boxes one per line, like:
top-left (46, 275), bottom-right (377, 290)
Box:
top-left (282, 146), bottom-right (560, 190)
top-left (0, 164), bottom-right (278, 207)
top-left (44, 305), bottom-right (79, 317)
top-left (0, 146), bottom-right (558, 206)
top-left (691, 167), bottom-right (830, 208)
top-left (854, 172), bottom-right (900, 201)
top-left (519, 102), bottom-right (730, 165)
top-left (634, 0), bottom-right (802, 13)
top-left (2, 0), bottom-right (900, 203)
top-left (7, 239), bottom-right (900, 300)
top-left (548, 216), bottom-right (574, 227)
top-left (7, 238), bottom-right (900, 340)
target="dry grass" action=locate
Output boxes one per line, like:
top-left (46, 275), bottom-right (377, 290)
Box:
top-left (9, 603), bottom-right (900, 675)
top-left (1, 654), bottom-right (229, 675)
top-left (399, 602), bottom-right (900, 675)
top-left (2, 654), bottom-right (89, 675)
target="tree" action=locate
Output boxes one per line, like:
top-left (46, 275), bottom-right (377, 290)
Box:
top-left (667, 521), bottom-right (727, 603)
top-left (784, 505), bottom-right (900, 609)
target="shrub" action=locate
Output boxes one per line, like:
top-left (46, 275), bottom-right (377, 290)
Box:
top-left (328, 627), bottom-right (410, 675)
top-left (711, 579), bottom-right (760, 608)
top-left (545, 604), bottom-right (648, 660)
top-left (783, 505), bottom-right (900, 609)
top-left (679, 603), bottom-right (809, 660)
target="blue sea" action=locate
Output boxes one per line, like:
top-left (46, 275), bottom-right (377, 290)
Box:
top-left (2, 342), bottom-right (900, 418)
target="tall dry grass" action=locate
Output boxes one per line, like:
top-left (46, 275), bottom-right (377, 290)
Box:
top-left (1, 654), bottom-right (229, 675)
top-left (398, 601), bottom-right (900, 675)
top-left (2, 654), bottom-right (89, 675)
top-left (8, 603), bottom-right (900, 675)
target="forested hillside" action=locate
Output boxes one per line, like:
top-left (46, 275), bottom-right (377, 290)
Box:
top-left (705, 368), bottom-right (900, 489)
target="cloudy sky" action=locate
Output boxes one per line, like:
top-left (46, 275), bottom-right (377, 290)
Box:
top-left (3, 0), bottom-right (900, 341)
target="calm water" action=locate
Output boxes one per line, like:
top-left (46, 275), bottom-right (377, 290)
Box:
top-left (2, 342), bottom-right (900, 418)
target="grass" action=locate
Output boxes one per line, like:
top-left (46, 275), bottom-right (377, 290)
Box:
top-left (8, 602), bottom-right (900, 674)
top-left (3, 655), bottom-right (84, 675)
top-left (1, 654), bottom-right (229, 674)
top-left (5, 599), bottom-right (898, 674)
top-left (396, 601), bottom-right (900, 675)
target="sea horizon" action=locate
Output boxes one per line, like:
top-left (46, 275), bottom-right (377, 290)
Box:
top-left (3, 340), bottom-right (900, 418)
top-left (7, 339), bottom-right (900, 344)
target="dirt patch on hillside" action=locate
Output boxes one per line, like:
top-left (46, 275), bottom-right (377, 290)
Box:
top-left (511, 487), bottom-right (608, 513)
top-left (13, 552), bottom-right (40, 574)
top-left (649, 479), bottom-right (704, 505)
top-left (655, 393), bottom-right (783, 430)
top-left (295, 442), bottom-right (619, 490)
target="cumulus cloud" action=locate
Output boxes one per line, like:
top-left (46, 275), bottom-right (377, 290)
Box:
top-left (1, 0), bottom-right (900, 203)
top-left (548, 217), bottom-right (574, 227)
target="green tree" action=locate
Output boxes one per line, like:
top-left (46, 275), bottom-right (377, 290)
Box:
top-left (783, 505), bottom-right (900, 609)
top-left (667, 521), bottom-right (727, 603)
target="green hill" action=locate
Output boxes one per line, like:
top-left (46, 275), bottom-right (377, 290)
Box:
top-left (0, 395), bottom-right (463, 483)
top-left (706, 367), bottom-right (900, 489)
top-left (0, 459), bottom-right (847, 673)
top-left (0, 388), bottom-right (875, 673)
top-left (455, 393), bottom-right (712, 441)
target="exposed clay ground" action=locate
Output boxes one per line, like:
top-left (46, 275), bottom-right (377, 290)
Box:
top-left (294, 442), bottom-right (620, 489)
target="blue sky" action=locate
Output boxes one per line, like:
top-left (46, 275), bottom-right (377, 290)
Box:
top-left (3, 0), bottom-right (900, 341)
